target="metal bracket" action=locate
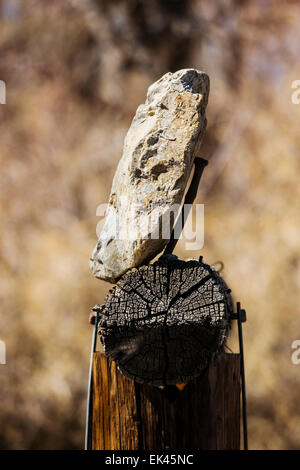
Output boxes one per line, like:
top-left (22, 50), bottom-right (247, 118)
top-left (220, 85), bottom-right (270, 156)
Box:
top-left (231, 302), bottom-right (248, 450)
top-left (230, 306), bottom-right (246, 323)
top-left (164, 157), bottom-right (208, 255)
top-left (84, 305), bottom-right (100, 450)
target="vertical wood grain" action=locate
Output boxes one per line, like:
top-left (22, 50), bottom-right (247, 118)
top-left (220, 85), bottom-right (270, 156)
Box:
top-left (92, 352), bottom-right (240, 450)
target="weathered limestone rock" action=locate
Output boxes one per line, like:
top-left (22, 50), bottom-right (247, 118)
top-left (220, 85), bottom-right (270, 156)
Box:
top-left (90, 69), bottom-right (209, 283)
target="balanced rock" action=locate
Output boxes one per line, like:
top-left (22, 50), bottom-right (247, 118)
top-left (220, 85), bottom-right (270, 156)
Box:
top-left (90, 69), bottom-right (209, 283)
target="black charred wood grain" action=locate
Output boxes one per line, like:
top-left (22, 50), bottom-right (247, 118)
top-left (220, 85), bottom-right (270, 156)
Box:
top-left (99, 256), bottom-right (232, 386)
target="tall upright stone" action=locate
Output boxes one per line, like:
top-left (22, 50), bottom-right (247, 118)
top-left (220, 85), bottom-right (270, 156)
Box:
top-left (90, 69), bottom-right (209, 283)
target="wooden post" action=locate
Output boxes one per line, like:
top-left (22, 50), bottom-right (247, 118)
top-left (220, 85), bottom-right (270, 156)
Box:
top-left (91, 352), bottom-right (240, 450)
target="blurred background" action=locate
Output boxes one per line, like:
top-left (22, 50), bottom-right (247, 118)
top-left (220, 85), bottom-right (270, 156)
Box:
top-left (0, 0), bottom-right (300, 450)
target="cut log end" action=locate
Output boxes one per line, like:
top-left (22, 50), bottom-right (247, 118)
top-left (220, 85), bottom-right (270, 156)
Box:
top-left (99, 255), bottom-right (233, 386)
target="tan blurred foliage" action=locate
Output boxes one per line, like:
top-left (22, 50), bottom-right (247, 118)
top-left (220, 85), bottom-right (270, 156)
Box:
top-left (0, 0), bottom-right (300, 449)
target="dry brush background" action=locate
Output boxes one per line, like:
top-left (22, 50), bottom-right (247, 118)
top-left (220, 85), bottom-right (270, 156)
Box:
top-left (0, 0), bottom-right (300, 449)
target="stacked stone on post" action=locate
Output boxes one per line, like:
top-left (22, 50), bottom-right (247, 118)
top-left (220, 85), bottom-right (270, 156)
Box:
top-left (90, 69), bottom-right (210, 283)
